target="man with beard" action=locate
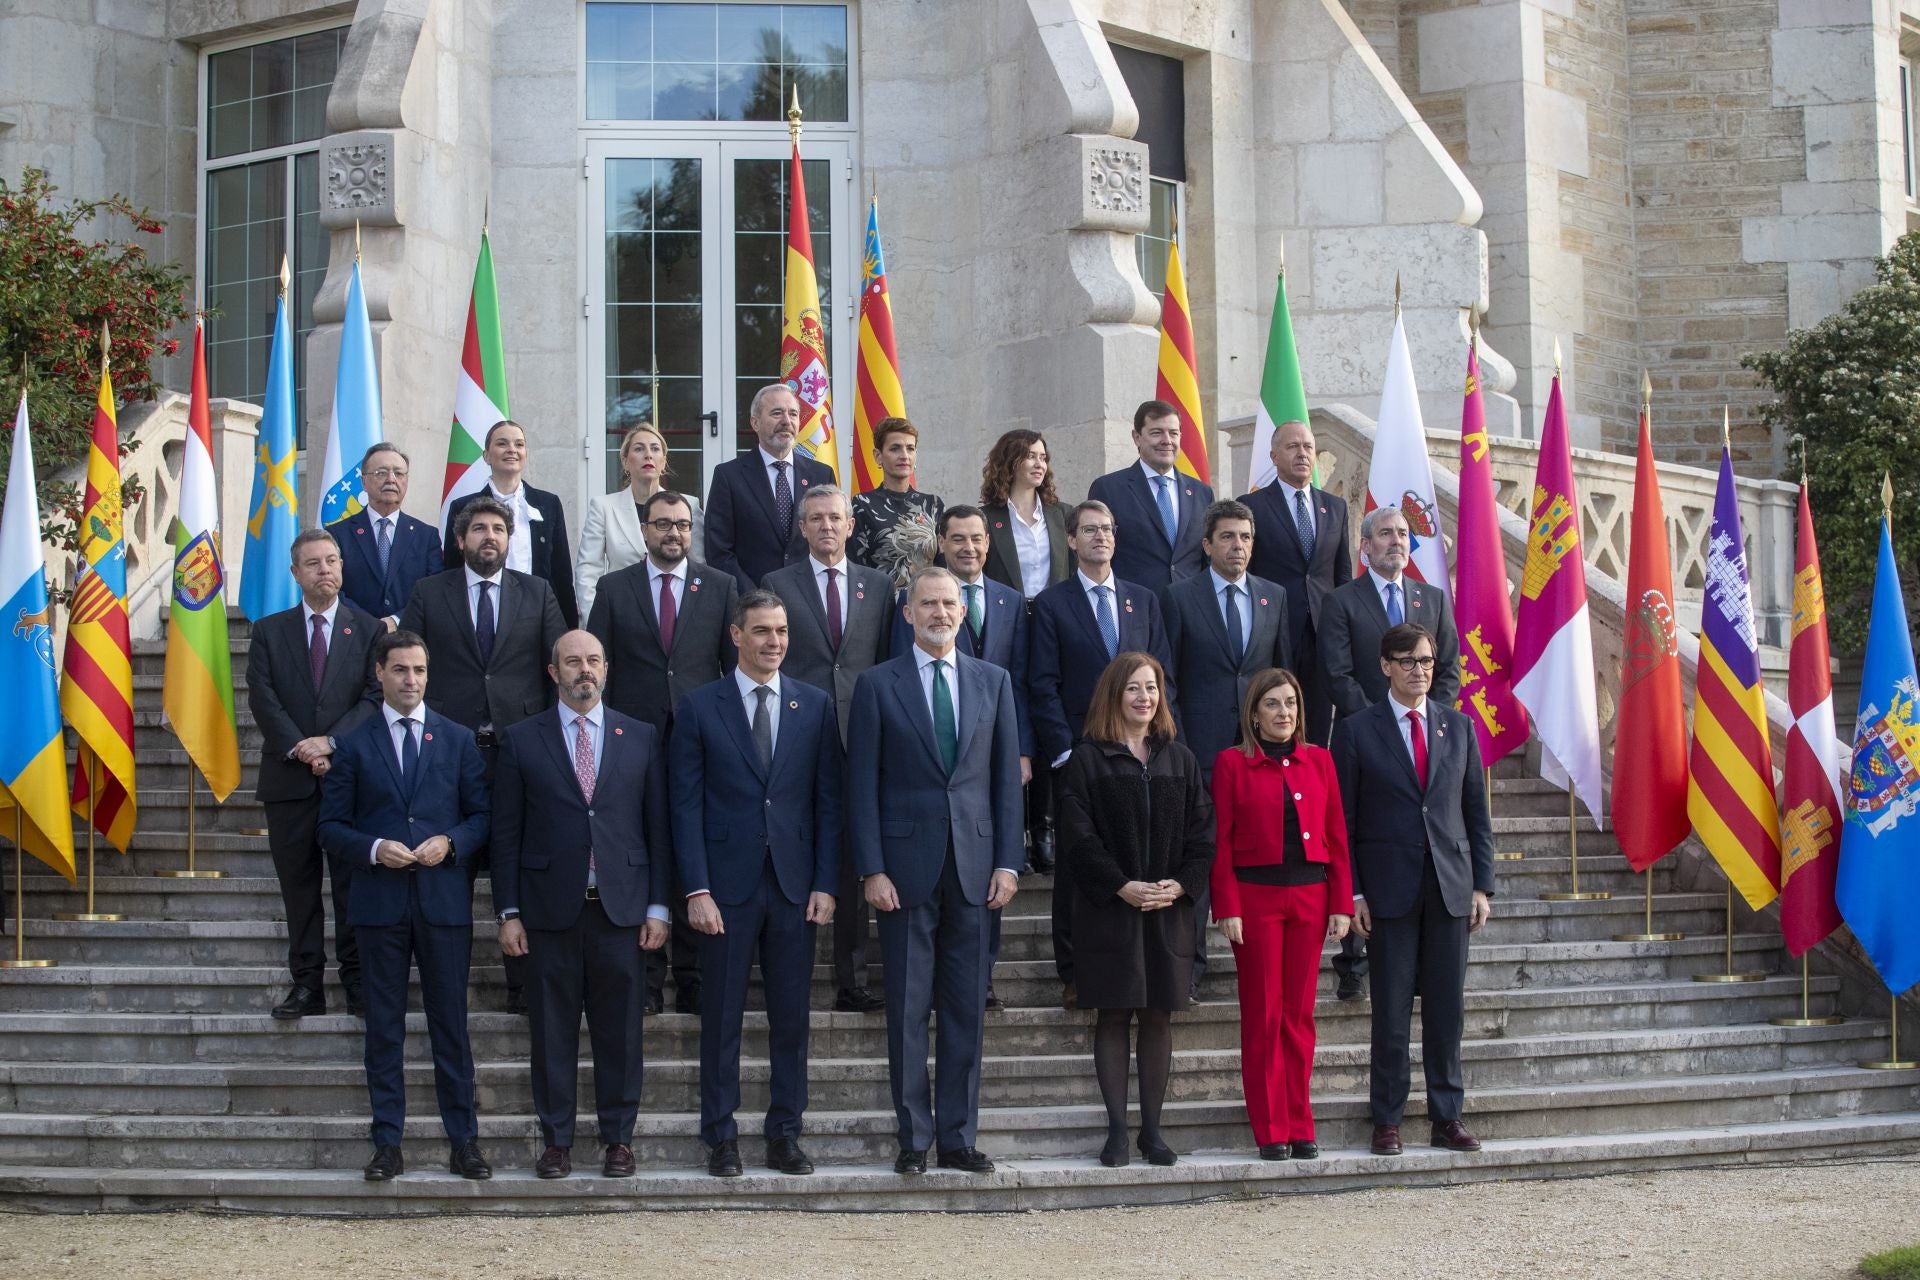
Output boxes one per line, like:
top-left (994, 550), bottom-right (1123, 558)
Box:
top-left (492, 630), bottom-right (670, 1179)
top-left (706, 383), bottom-right (836, 592)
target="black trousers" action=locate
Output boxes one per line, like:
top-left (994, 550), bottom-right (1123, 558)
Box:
top-left (526, 896), bottom-right (647, 1148)
top-left (1024, 760), bottom-right (1054, 855)
top-left (358, 894), bottom-right (476, 1148)
top-left (833, 833), bottom-right (870, 992)
top-left (1298, 628), bottom-right (1335, 749)
top-left (1367, 857), bottom-right (1470, 1127)
top-left (699, 862), bottom-right (815, 1146)
top-left (264, 796), bottom-right (358, 993)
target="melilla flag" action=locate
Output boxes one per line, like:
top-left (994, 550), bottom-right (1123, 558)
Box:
top-left (849, 198), bottom-right (905, 496)
top-left (1836, 505), bottom-right (1920, 992)
top-left (1155, 238), bottom-right (1210, 484)
top-left (441, 229), bottom-right (509, 536)
top-left (1451, 337), bottom-right (1528, 766)
top-left (1362, 310), bottom-right (1449, 592)
top-left (60, 353), bottom-right (138, 852)
top-left (1685, 440), bottom-right (1781, 910)
top-left (162, 321), bottom-right (241, 803)
top-left (1612, 389), bottom-right (1689, 871)
top-left (320, 257), bottom-right (381, 527)
top-left (781, 138), bottom-right (837, 479)
top-left (1247, 269), bottom-right (1308, 492)
top-left (1511, 368), bottom-right (1604, 823)
top-left (0, 391), bottom-right (76, 878)
top-left (239, 268), bottom-right (299, 621)
top-left (1780, 481), bottom-right (1845, 954)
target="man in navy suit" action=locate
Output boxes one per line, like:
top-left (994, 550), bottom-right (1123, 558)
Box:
top-left (318, 629), bottom-right (492, 1183)
top-left (1028, 499), bottom-right (1171, 1006)
top-left (1086, 400), bottom-right (1215, 590)
top-left (850, 567), bottom-right (1023, 1174)
top-left (492, 630), bottom-right (670, 1180)
top-left (671, 590), bottom-right (842, 1179)
top-left (705, 384), bottom-right (836, 592)
top-left (330, 442), bottom-right (444, 629)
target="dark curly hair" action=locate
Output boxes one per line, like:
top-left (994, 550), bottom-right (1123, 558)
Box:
top-left (978, 428), bottom-right (1059, 507)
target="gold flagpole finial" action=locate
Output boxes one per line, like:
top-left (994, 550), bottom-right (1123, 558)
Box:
top-left (1468, 305), bottom-right (1480, 341)
top-left (278, 254), bottom-right (290, 297)
top-left (788, 86), bottom-right (803, 146)
top-left (1552, 338), bottom-right (1562, 378)
top-left (100, 320), bottom-right (111, 374)
top-left (482, 197), bottom-right (490, 237)
top-left (353, 219), bottom-right (362, 263)
top-left (1722, 405), bottom-right (1731, 450)
top-left (1791, 432), bottom-right (1808, 484)
top-left (1278, 238), bottom-right (1286, 275)
top-left (1884, 471), bottom-right (1896, 522)
top-left (1640, 369), bottom-right (1651, 411)
top-left (1394, 272), bottom-right (1402, 315)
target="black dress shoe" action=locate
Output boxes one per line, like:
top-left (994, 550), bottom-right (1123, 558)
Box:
top-left (834, 986), bottom-right (884, 1014)
top-left (936, 1146), bottom-right (995, 1174)
top-left (1100, 1133), bottom-right (1130, 1167)
top-left (1137, 1134), bottom-right (1177, 1167)
top-left (707, 1139), bottom-right (742, 1178)
top-left (675, 984), bottom-right (702, 1015)
top-left (535, 1145), bottom-right (572, 1179)
top-left (1031, 829), bottom-right (1056, 873)
top-left (984, 988), bottom-right (1005, 1012)
top-left (766, 1137), bottom-right (814, 1175)
top-left (363, 1145), bottom-right (404, 1181)
top-left (505, 987), bottom-right (529, 1017)
top-left (602, 1143), bottom-right (636, 1177)
top-left (448, 1140), bottom-right (492, 1180)
top-left (1336, 974), bottom-right (1366, 1002)
top-left (1258, 1143), bottom-right (1290, 1161)
top-left (271, 984), bottom-right (325, 1020)
top-left (645, 990), bottom-right (665, 1016)
top-left (344, 987), bottom-right (365, 1019)
top-left (1290, 1140), bottom-right (1319, 1160)
top-left (894, 1148), bottom-right (926, 1175)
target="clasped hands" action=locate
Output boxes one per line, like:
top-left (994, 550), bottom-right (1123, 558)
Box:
top-left (292, 735), bottom-right (333, 777)
top-left (374, 835), bottom-right (451, 869)
top-left (1118, 879), bottom-right (1184, 912)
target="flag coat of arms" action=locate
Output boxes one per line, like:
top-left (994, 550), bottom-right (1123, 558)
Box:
top-left (1451, 338), bottom-right (1528, 766)
top-left (1779, 482), bottom-right (1844, 953)
top-left (1362, 312), bottom-right (1449, 594)
top-left (782, 142), bottom-right (836, 478)
top-left (319, 259), bottom-right (381, 526)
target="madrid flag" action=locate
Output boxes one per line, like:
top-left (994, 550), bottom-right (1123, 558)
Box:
top-left (1451, 338), bottom-right (1528, 765)
top-left (1779, 482), bottom-right (1844, 952)
top-left (1362, 313), bottom-right (1448, 593)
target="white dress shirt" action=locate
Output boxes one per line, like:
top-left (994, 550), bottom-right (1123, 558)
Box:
top-left (760, 446), bottom-right (797, 501)
top-left (735, 668), bottom-right (783, 752)
top-left (1392, 694), bottom-right (1430, 771)
top-left (369, 702), bottom-right (426, 864)
top-left (1209, 566), bottom-right (1252, 640)
top-left (464, 565), bottom-right (507, 632)
top-left (1008, 498), bottom-right (1052, 599)
top-left (647, 558), bottom-right (687, 618)
top-left (913, 643), bottom-right (960, 736)
top-left (1369, 567), bottom-right (1407, 620)
top-left (810, 556), bottom-right (850, 634)
top-left (486, 481), bottom-right (538, 575)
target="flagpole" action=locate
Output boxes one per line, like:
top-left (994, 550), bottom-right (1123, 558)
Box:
top-left (1692, 878), bottom-right (1764, 982)
top-left (0, 810), bottom-right (54, 967)
top-left (1614, 868), bottom-right (1684, 943)
top-left (54, 753), bottom-right (124, 922)
top-left (1861, 995), bottom-right (1917, 1069)
top-left (1542, 787), bottom-right (1608, 901)
top-left (1488, 766), bottom-right (1522, 861)
top-left (1771, 954), bottom-right (1844, 1027)
top-left (157, 764), bottom-right (222, 879)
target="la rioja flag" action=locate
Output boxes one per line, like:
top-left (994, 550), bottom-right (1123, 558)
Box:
top-left (1780, 482), bottom-right (1844, 952)
top-left (1362, 310), bottom-right (1448, 593)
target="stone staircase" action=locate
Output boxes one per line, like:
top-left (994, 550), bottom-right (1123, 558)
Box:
top-left (0, 624), bottom-right (1916, 1214)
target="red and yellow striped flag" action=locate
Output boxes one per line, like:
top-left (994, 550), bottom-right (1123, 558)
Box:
top-left (781, 136), bottom-right (837, 479)
top-left (1155, 239), bottom-right (1209, 484)
top-left (850, 198), bottom-right (905, 494)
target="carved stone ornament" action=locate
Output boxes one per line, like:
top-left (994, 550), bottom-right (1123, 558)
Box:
top-left (1087, 146), bottom-right (1145, 215)
top-left (326, 140), bottom-right (391, 212)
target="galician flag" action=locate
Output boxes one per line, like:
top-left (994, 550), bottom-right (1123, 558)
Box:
top-left (1155, 237), bottom-right (1210, 484)
top-left (1511, 368), bottom-right (1604, 823)
top-left (162, 321), bottom-right (241, 803)
top-left (441, 229), bottom-right (510, 535)
top-left (1780, 480), bottom-right (1844, 954)
top-left (849, 198), bottom-right (905, 495)
top-left (1451, 336), bottom-right (1528, 765)
top-left (1247, 269), bottom-right (1309, 492)
top-left (319, 257), bottom-right (381, 528)
top-left (239, 266), bottom-right (299, 621)
top-left (1361, 311), bottom-right (1449, 593)
top-left (781, 136), bottom-right (836, 478)
top-left (0, 391), bottom-right (76, 879)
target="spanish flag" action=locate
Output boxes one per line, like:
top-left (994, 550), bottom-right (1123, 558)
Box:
top-left (1155, 238), bottom-right (1209, 484)
top-left (781, 132), bottom-right (836, 479)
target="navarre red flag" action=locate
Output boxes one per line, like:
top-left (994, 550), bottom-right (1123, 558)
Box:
top-left (1779, 482), bottom-right (1844, 953)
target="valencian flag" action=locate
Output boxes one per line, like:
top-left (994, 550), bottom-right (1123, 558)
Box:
top-left (1686, 440), bottom-right (1781, 910)
top-left (1612, 388), bottom-right (1688, 871)
top-left (1155, 238), bottom-right (1210, 484)
top-left (1836, 501), bottom-right (1920, 992)
top-left (0, 391), bottom-right (75, 878)
top-left (1247, 269), bottom-right (1308, 492)
top-left (781, 133), bottom-right (837, 478)
top-left (59, 345), bottom-right (138, 852)
top-left (849, 198), bottom-right (905, 495)
top-left (162, 322), bottom-right (241, 803)
top-left (1511, 368), bottom-right (1604, 822)
top-left (1362, 311), bottom-right (1449, 593)
top-left (441, 228), bottom-right (510, 535)
top-left (320, 257), bottom-right (381, 527)
top-left (239, 262), bottom-right (299, 621)
top-left (1780, 482), bottom-right (1844, 953)
top-left (1451, 337), bottom-right (1528, 765)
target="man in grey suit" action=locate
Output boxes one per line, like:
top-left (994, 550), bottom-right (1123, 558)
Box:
top-left (764, 484), bottom-right (894, 1014)
top-left (849, 566), bottom-right (1024, 1174)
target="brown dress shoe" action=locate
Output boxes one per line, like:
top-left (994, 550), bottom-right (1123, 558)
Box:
top-left (602, 1143), bottom-right (636, 1177)
top-left (1369, 1124), bottom-right (1403, 1156)
top-left (535, 1145), bottom-right (572, 1179)
top-left (1431, 1119), bottom-right (1482, 1152)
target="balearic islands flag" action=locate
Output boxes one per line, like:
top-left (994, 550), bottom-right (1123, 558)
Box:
top-left (782, 138), bottom-right (836, 478)
top-left (1780, 480), bottom-right (1845, 953)
top-left (441, 229), bottom-right (510, 536)
top-left (1361, 312), bottom-right (1449, 594)
top-left (319, 258), bottom-right (381, 527)
top-left (849, 198), bottom-right (905, 495)
top-left (1451, 336), bottom-right (1528, 766)
top-left (238, 268), bottom-right (299, 621)
top-left (1155, 238), bottom-right (1210, 484)
top-left (1246, 269), bottom-right (1308, 493)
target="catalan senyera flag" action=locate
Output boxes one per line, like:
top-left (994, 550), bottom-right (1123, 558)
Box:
top-left (1155, 238), bottom-right (1209, 484)
top-left (1612, 397), bottom-right (1689, 872)
top-left (162, 321), bottom-right (241, 803)
top-left (1780, 482), bottom-right (1845, 954)
top-left (60, 359), bottom-right (138, 852)
top-left (1686, 443), bottom-right (1781, 910)
top-left (1451, 338), bottom-right (1528, 766)
top-left (1247, 269), bottom-right (1308, 492)
top-left (1362, 311), bottom-right (1449, 594)
top-left (781, 140), bottom-right (836, 478)
top-left (0, 391), bottom-right (76, 879)
top-left (441, 229), bottom-right (510, 537)
top-left (849, 198), bottom-right (905, 496)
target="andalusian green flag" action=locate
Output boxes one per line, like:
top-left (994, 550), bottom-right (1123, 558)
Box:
top-left (1249, 269), bottom-right (1311, 490)
top-left (440, 229), bottom-right (511, 535)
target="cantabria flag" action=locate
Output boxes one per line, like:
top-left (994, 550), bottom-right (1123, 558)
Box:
top-left (441, 229), bottom-right (510, 536)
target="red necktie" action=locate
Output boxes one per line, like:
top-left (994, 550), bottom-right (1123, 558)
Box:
top-left (657, 570), bottom-right (677, 653)
top-left (825, 566), bottom-right (843, 652)
top-left (574, 715), bottom-right (597, 881)
top-left (1408, 708), bottom-right (1429, 789)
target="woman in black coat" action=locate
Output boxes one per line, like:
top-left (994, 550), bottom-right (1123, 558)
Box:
top-left (1056, 651), bottom-right (1215, 1168)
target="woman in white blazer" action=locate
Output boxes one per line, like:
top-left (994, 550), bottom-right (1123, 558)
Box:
top-left (577, 423), bottom-right (705, 621)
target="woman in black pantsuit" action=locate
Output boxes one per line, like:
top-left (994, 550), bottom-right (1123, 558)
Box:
top-left (1055, 651), bottom-right (1215, 1168)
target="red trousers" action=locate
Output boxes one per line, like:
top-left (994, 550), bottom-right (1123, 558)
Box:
top-left (1229, 879), bottom-right (1328, 1145)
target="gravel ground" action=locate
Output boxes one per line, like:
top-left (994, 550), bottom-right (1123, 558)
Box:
top-left (1, 1158), bottom-right (1914, 1280)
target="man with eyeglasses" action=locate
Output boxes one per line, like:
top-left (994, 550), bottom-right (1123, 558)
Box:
top-left (1330, 621), bottom-right (1493, 1159)
top-left (587, 488), bottom-right (738, 1015)
top-left (331, 442), bottom-right (444, 630)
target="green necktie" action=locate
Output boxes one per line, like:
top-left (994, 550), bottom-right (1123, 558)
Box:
top-left (932, 658), bottom-right (958, 774)
top-left (966, 583), bottom-right (984, 644)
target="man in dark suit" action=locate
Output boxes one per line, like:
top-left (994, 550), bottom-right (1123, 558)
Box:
top-left (330, 442), bottom-right (443, 629)
top-left (849, 567), bottom-right (1024, 1174)
top-left (317, 629), bottom-right (493, 1183)
top-left (440, 421), bottom-right (580, 628)
top-left (492, 630), bottom-right (670, 1180)
top-left (247, 528), bottom-right (382, 1020)
top-left (1029, 499), bottom-right (1171, 1007)
top-left (671, 590), bottom-right (842, 1178)
top-left (1240, 418), bottom-right (1351, 744)
top-left (763, 484), bottom-right (893, 1015)
top-left (705, 383), bottom-right (836, 592)
top-left (1086, 400), bottom-right (1215, 590)
top-left (586, 489), bottom-right (736, 1014)
top-left (1331, 622), bottom-right (1493, 1159)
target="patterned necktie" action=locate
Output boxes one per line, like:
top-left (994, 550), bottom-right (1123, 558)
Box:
top-left (657, 570), bottom-right (677, 653)
top-left (399, 717), bottom-right (419, 790)
top-left (309, 613), bottom-right (329, 693)
top-left (1408, 708), bottom-right (1429, 789)
top-left (965, 583), bottom-right (983, 646)
top-left (1294, 490), bottom-right (1316, 559)
top-left (751, 685), bottom-right (774, 769)
top-left (825, 566), bottom-right (843, 652)
top-left (1094, 584), bottom-right (1119, 660)
top-left (574, 715), bottom-right (596, 881)
top-left (475, 580), bottom-right (496, 666)
top-left (1153, 474), bottom-right (1178, 547)
top-left (773, 460), bottom-right (793, 542)
top-left (376, 517), bottom-right (393, 576)
top-left (1385, 581), bottom-right (1404, 626)
top-left (1223, 583), bottom-right (1244, 665)
top-left (931, 659), bottom-right (958, 774)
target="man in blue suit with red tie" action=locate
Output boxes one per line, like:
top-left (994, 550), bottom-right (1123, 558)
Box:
top-left (671, 589), bottom-right (842, 1178)
top-left (330, 443), bottom-right (444, 629)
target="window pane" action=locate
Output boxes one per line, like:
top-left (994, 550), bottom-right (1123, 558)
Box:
top-left (208, 102), bottom-right (251, 160)
top-left (717, 61), bottom-right (781, 121)
top-left (292, 86), bottom-right (328, 144)
top-left (608, 232), bottom-right (653, 303)
top-left (252, 39), bottom-right (294, 97)
top-left (293, 29), bottom-right (340, 90)
top-left (607, 158), bottom-right (657, 231)
top-left (654, 63), bottom-right (717, 119)
top-left (586, 62), bottom-right (651, 121)
top-left (785, 65), bottom-right (846, 122)
top-left (781, 4), bottom-right (847, 65)
top-left (586, 3), bottom-right (651, 60)
top-left (250, 93), bottom-right (292, 152)
top-left (208, 49), bottom-right (251, 108)
top-left (653, 3), bottom-right (716, 61)
top-left (608, 305), bottom-right (656, 378)
top-left (653, 158), bottom-right (703, 229)
top-left (655, 304), bottom-right (702, 375)
top-left (205, 26), bottom-right (347, 157)
top-left (718, 5), bottom-right (781, 61)
top-left (583, 3), bottom-right (847, 121)
top-left (654, 231), bottom-right (702, 303)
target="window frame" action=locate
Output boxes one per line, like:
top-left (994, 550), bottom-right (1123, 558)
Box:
top-left (1135, 175), bottom-right (1186, 308)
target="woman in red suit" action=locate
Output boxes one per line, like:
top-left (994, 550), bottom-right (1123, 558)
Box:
top-left (1211, 667), bottom-right (1353, 1160)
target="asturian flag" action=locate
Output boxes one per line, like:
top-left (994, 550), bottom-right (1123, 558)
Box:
top-left (319, 258), bottom-right (381, 526)
top-left (1779, 481), bottom-right (1845, 954)
top-left (238, 271), bottom-right (299, 621)
top-left (1451, 336), bottom-right (1528, 765)
top-left (781, 138), bottom-right (836, 478)
top-left (1361, 311), bottom-right (1449, 594)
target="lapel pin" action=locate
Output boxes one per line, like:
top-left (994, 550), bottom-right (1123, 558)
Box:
top-left (342, 626), bottom-right (352, 636)
top-left (1413, 599), bottom-right (1423, 609)
top-left (856, 590), bottom-right (865, 600)
top-left (789, 700), bottom-right (800, 710)
top-left (800, 478), bottom-right (810, 488)
top-left (1124, 603), bottom-right (1135, 614)
top-left (1184, 487), bottom-right (1193, 497)
top-left (614, 726), bottom-right (624, 735)
top-left (1258, 598), bottom-right (1268, 607)
top-left (423, 732), bottom-right (433, 742)
top-left (994, 520), bottom-right (1004, 530)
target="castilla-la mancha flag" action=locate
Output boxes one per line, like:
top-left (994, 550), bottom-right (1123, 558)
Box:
top-left (1613, 394), bottom-right (1689, 871)
top-left (1779, 482), bottom-right (1844, 952)
top-left (1362, 311), bottom-right (1449, 594)
top-left (1452, 337), bottom-right (1528, 765)
top-left (782, 139), bottom-right (836, 478)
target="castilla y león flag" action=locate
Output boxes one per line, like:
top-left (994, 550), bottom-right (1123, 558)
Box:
top-left (782, 139), bottom-right (837, 478)
top-left (1780, 482), bottom-right (1844, 952)
top-left (1452, 338), bottom-right (1528, 765)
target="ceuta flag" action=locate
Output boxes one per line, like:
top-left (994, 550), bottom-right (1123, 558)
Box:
top-left (1362, 312), bottom-right (1449, 594)
top-left (1155, 238), bottom-right (1210, 484)
top-left (1779, 482), bottom-right (1844, 953)
top-left (1612, 398), bottom-right (1689, 871)
top-left (1452, 338), bottom-right (1528, 765)
top-left (441, 229), bottom-right (510, 536)
top-left (782, 140), bottom-right (837, 478)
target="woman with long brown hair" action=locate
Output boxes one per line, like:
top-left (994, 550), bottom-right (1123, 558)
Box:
top-left (978, 428), bottom-right (1070, 600)
top-left (576, 422), bottom-right (705, 620)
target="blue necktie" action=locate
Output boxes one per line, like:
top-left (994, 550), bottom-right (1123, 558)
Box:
top-left (475, 580), bottom-right (496, 666)
top-left (1153, 474), bottom-right (1178, 547)
top-left (1293, 490), bottom-right (1316, 559)
top-left (1224, 583), bottom-right (1244, 665)
top-left (1094, 584), bottom-right (1119, 659)
top-left (399, 716), bottom-right (419, 791)
top-left (1385, 582), bottom-right (1404, 626)
top-left (376, 516), bottom-right (393, 576)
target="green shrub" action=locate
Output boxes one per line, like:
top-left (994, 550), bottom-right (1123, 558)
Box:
top-left (1861, 1244), bottom-right (1920, 1280)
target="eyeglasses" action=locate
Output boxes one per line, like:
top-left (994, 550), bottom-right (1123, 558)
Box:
top-left (1075, 524), bottom-right (1116, 538)
top-left (1389, 656), bottom-right (1437, 671)
top-left (646, 519), bottom-right (695, 534)
top-left (366, 467), bottom-right (408, 480)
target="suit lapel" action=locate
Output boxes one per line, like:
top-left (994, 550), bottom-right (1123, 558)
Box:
top-left (628, 563), bottom-right (664, 646)
top-left (1115, 585), bottom-right (1151, 650)
top-left (372, 710), bottom-right (408, 795)
top-left (789, 564), bottom-right (831, 642)
top-left (1265, 485), bottom-right (1310, 568)
top-left (892, 658), bottom-right (943, 769)
top-left (1173, 476), bottom-right (1199, 549)
top-left (740, 456), bottom-right (783, 539)
top-left (954, 656), bottom-right (983, 765)
top-left (1374, 703), bottom-right (1423, 794)
top-left (1046, 504), bottom-right (1071, 582)
top-left (609, 496), bottom-right (646, 569)
top-left (343, 513), bottom-right (387, 589)
top-left (720, 682), bottom-right (770, 781)
top-left (1247, 585), bottom-right (1280, 673)
top-left (1193, 578), bottom-right (1233, 657)
top-left (315, 611), bottom-right (363, 704)
top-left (987, 512), bottom-right (1019, 585)
top-left (1065, 581), bottom-right (1106, 655)
top-left (406, 711), bottom-right (436, 798)
top-left (543, 708), bottom-right (589, 799)
top-left (1124, 468), bottom-right (1172, 550)
top-left (1359, 575), bottom-right (1391, 629)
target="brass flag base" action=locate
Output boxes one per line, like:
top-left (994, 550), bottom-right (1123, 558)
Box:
top-left (1860, 997), bottom-right (1917, 1069)
top-left (1542, 891), bottom-right (1610, 901)
top-left (51, 912), bottom-right (126, 922)
top-left (1541, 791), bottom-right (1608, 900)
top-left (1771, 956), bottom-right (1844, 1027)
top-left (1692, 880), bottom-right (1763, 982)
top-left (155, 870), bottom-right (223, 879)
top-left (0, 838), bottom-right (55, 967)
top-left (1615, 874), bottom-right (1683, 942)
top-left (156, 766), bottom-right (223, 878)
top-left (0, 957), bottom-right (54, 968)
top-left (1494, 851), bottom-right (1525, 862)
top-left (238, 827), bottom-right (268, 837)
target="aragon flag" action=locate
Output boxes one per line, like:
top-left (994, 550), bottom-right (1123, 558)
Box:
top-left (1451, 336), bottom-right (1528, 766)
top-left (1155, 238), bottom-right (1210, 484)
top-left (782, 134), bottom-right (837, 478)
top-left (1779, 482), bottom-right (1845, 953)
top-left (441, 229), bottom-right (510, 536)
